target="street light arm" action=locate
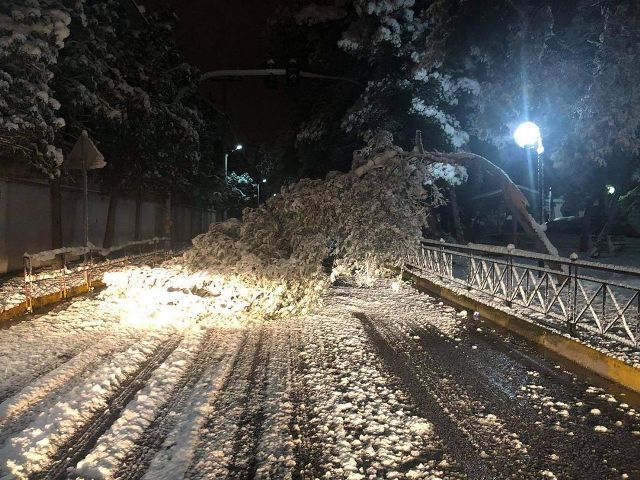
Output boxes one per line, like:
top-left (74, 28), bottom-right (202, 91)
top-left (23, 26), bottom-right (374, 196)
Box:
top-left (174, 68), bottom-right (364, 103)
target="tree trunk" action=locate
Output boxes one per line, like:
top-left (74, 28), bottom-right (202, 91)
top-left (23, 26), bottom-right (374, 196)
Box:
top-left (590, 196), bottom-right (620, 257)
top-left (134, 190), bottom-right (142, 241)
top-left (426, 208), bottom-right (442, 238)
top-left (164, 192), bottom-right (172, 245)
top-left (50, 178), bottom-right (62, 249)
top-left (579, 198), bottom-right (593, 253)
top-left (449, 187), bottom-right (464, 243)
top-left (103, 182), bottom-right (119, 248)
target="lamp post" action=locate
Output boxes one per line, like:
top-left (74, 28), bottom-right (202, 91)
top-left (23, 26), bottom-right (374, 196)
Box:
top-left (257, 178), bottom-right (266, 206)
top-left (514, 121), bottom-right (545, 222)
top-left (224, 144), bottom-right (243, 181)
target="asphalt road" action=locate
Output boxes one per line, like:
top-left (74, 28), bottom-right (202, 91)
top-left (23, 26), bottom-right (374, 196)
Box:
top-left (1, 280), bottom-right (639, 479)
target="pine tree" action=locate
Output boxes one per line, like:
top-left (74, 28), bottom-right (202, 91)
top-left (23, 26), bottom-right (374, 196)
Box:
top-left (0, 1), bottom-right (76, 177)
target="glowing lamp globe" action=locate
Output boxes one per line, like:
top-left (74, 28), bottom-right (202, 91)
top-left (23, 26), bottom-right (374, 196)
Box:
top-left (513, 122), bottom-right (541, 149)
top-left (234, 144), bottom-right (243, 151)
top-left (606, 185), bottom-right (615, 195)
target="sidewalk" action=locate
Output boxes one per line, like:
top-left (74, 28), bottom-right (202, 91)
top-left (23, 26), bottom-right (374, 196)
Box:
top-left (0, 245), bottom-right (188, 322)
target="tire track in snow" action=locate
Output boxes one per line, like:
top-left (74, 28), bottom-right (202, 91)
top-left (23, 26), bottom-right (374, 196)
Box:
top-left (405, 317), bottom-right (640, 478)
top-left (288, 326), bottom-right (325, 480)
top-left (225, 329), bottom-right (271, 479)
top-left (0, 298), bottom-right (142, 405)
top-left (0, 334), bottom-right (144, 447)
top-left (137, 330), bottom-right (248, 480)
top-left (237, 322), bottom-right (295, 480)
top-left (35, 335), bottom-right (183, 480)
top-left (184, 326), bottom-right (268, 479)
top-left (113, 327), bottom-right (235, 480)
top-left (357, 311), bottom-right (523, 479)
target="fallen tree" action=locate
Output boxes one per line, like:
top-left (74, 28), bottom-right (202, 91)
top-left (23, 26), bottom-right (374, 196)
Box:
top-left (103, 131), bottom-right (561, 319)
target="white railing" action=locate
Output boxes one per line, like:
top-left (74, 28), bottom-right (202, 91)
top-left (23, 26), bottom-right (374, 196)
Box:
top-left (23, 238), bottom-right (170, 311)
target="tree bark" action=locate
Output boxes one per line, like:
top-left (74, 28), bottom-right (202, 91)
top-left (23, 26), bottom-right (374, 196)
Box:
top-left (579, 198), bottom-right (593, 253)
top-left (134, 190), bottom-right (142, 241)
top-left (590, 195), bottom-right (620, 257)
top-left (449, 187), bottom-right (464, 243)
top-left (50, 178), bottom-right (63, 249)
top-left (426, 208), bottom-right (442, 238)
top-left (103, 182), bottom-right (119, 248)
top-left (164, 192), bottom-right (172, 245)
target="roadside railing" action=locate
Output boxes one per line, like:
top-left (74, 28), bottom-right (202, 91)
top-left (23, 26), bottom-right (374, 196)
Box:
top-left (23, 237), bottom-right (170, 312)
top-left (406, 239), bottom-right (640, 349)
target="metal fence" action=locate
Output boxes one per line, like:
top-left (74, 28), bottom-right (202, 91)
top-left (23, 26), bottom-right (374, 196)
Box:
top-left (23, 237), bottom-right (170, 312)
top-left (406, 239), bottom-right (640, 349)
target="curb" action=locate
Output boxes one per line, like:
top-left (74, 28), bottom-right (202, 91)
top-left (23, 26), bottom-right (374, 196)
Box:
top-left (0, 279), bottom-right (106, 325)
top-left (402, 268), bottom-right (640, 395)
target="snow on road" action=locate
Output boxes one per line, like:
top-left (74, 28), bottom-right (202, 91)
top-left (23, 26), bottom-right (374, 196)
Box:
top-left (1, 275), bottom-right (640, 479)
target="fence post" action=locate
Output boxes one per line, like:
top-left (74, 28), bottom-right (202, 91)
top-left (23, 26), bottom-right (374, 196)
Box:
top-left (466, 246), bottom-right (472, 290)
top-left (506, 243), bottom-right (515, 306)
top-left (84, 247), bottom-right (92, 291)
top-left (23, 256), bottom-right (32, 313)
top-left (568, 252), bottom-right (578, 336)
top-left (439, 238), bottom-right (446, 280)
top-left (61, 253), bottom-right (67, 299)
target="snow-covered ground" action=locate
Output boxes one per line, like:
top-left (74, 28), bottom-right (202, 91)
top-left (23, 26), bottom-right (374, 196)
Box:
top-left (1, 274), bottom-right (640, 479)
top-left (0, 249), bottom-right (173, 317)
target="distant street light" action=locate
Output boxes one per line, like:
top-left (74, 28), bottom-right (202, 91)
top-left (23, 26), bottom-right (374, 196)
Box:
top-left (224, 144), bottom-right (243, 180)
top-left (606, 185), bottom-right (616, 195)
top-left (514, 121), bottom-right (545, 222)
top-left (257, 178), bottom-right (267, 206)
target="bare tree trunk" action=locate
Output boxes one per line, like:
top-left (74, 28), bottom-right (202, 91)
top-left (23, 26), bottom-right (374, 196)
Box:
top-left (590, 196), bottom-right (620, 257)
top-left (579, 198), bottom-right (593, 253)
top-left (50, 178), bottom-right (62, 249)
top-left (426, 208), bottom-right (442, 238)
top-left (449, 187), bottom-right (464, 243)
top-left (134, 190), bottom-right (142, 241)
top-left (164, 192), bottom-right (172, 246)
top-left (103, 182), bottom-right (119, 248)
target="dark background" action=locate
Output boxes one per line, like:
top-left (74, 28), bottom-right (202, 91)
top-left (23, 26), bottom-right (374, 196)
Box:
top-left (142, 0), bottom-right (294, 150)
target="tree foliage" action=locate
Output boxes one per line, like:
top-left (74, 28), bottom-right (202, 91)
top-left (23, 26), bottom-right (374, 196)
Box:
top-left (1, 0), bottom-right (225, 207)
top-left (272, 0), bottom-right (640, 204)
top-left (0, 0), bottom-right (75, 177)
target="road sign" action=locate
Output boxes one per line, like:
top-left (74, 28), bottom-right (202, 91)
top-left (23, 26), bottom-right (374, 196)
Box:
top-left (63, 131), bottom-right (106, 249)
top-left (64, 131), bottom-right (106, 170)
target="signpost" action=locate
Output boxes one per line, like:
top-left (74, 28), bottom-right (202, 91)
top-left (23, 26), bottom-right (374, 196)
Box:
top-left (64, 131), bottom-right (106, 248)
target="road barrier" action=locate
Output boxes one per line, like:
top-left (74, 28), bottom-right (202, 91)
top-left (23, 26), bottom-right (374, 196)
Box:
top-left (22, 237), bottom-right (170, 313)
top-left (407, 239), bottom-right (640, 349)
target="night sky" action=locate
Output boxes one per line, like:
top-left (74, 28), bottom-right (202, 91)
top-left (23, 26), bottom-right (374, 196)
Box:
top-left (142, 0), bottom-right (293, 149)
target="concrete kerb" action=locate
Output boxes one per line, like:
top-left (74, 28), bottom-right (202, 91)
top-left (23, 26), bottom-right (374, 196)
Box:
top-left (0, 279), bottom-right (106, 325)
top-left (401, 268), bottom-right (640, 395)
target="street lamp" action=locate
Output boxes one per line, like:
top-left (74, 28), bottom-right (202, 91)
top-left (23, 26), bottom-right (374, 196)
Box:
top-left (224, 144), bottom-right (243, 180)
top-left (513, 121), bottom-right (545, 222)
top-left (257, 178), bottom-right (266, 206)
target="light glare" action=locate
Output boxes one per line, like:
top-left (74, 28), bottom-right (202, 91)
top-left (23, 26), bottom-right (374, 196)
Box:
top-left (514, 121), bottom-right (541, 149)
